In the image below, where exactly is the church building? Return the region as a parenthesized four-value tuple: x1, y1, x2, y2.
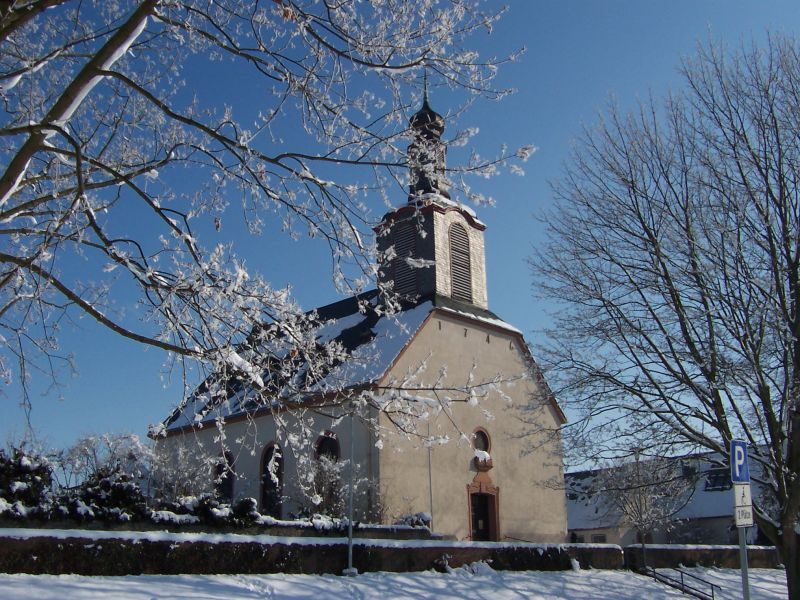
(154, 95, 568, 542)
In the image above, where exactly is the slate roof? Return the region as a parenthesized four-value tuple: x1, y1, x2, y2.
(160, 291, 521, 434)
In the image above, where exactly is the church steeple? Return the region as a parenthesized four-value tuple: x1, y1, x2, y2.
(407, 80, 449, 200)
(375, 90, 488, 310)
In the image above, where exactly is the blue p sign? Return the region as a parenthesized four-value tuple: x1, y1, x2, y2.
(730, 440, 750, 483)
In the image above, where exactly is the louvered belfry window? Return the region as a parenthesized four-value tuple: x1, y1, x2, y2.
(449, 223, 472, 302)
(392, 221, 417, 295)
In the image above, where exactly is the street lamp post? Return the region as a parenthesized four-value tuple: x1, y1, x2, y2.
(343, 398, 358, 576)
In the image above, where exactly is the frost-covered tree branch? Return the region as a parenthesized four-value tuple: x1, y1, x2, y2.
(0, 0, 526, 410)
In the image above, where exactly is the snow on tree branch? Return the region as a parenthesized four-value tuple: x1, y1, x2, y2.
(0, 0, 527, 411)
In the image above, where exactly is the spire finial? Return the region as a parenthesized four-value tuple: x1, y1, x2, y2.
(407, 72, 448, 201)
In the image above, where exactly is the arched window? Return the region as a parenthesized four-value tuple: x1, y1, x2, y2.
(315, 432, 340, 461)
(313, 432, 344, 517)
(261, 443, 283, 518)
(473, 428, 491, 453)
(213, 452, 235, 502)
(392, 221, 417, 296)
(449, 223, 472, 302)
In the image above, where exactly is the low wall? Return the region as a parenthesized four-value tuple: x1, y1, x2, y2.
(1, 529, 782, 576)
(0, 529, 624, 575)
(624, 544, 781, 570)
(0, 519, 435, 541)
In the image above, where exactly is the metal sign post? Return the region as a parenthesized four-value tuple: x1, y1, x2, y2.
(730, 440, 751, 600)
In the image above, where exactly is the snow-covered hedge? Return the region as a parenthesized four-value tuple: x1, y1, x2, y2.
(0, 447, 282, 529)
(395, 512, 432, 528)
(155, 494, 262, 527)
(0, 448, 53, 520)
(0, 446, 428, 533)
(56, 467, 149, 523)
(0, 530, 628, 576)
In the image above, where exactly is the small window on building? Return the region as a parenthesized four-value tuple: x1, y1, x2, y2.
(449, 223, 472, 303)
(473, 429, 491, 453)
(315, 432, 340, 462)
(591, 534, 607, 543)
(704, 468, 732, 491)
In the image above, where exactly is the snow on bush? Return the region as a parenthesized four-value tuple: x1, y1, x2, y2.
(231, 497, 260, 525)
(158, 493, 257, 527)
(57, 466, 149, 523)
(0, 444, 385, 531)
(395, 512, 432, 528)
(150, 510, 200, 525)
(0, 447, 53, 519)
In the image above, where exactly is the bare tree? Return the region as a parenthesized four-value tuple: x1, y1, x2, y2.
(0, 1, 523, 419)
(533, 34, 800, 597)
(50, 432, 152, 490)
(595, 452, 694, 567)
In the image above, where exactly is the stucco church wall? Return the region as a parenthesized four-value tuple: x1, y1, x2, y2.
(156, 408, 376, 520)
(377, 311, 566, 542)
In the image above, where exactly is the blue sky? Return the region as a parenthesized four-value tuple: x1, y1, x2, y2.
(5, 1, 800, 451)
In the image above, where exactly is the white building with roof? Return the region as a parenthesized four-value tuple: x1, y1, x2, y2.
(154, 96, 568, 543)
(566, 455, 768, 546)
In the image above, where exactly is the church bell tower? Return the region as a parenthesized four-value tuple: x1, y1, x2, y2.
(376, 91, 488, 310)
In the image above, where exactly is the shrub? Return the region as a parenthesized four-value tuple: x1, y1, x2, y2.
(232, 497, 260, 526)
(59, 466, 149, 523)
(395, 512, 432, 528)
(0, 447, 53, 519)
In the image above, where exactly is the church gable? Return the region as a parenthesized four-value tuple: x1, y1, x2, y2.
(375, 307, 566, 542)
(380, 306, 563, 427)
(160, 292, 434, 434)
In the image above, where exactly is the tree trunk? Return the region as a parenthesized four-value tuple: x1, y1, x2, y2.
(637, 529, 648, 571)
(780, 529, 799, 600)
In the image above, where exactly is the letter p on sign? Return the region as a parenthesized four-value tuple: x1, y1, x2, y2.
(730, 440, 750, 483)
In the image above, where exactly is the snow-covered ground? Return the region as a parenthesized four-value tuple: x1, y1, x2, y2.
(0, 565, 786, 599)
(680, 567, 788, 599)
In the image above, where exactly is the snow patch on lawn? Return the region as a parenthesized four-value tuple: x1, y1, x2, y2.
(0, 566, 787, 599)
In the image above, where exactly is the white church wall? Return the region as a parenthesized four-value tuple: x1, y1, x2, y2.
(376, 310, 566, 542)
(155, 405, 377, 521)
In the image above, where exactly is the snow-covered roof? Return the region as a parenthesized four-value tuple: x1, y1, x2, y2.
(565, 470, 623, 530)
(161, 291, 521, 433)
(438, 306, 522, 335)
(566, 453, 766, 531)
(377, 195, 487, 232)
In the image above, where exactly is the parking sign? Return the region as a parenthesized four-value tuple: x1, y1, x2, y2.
(730, 440, 750, 483)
